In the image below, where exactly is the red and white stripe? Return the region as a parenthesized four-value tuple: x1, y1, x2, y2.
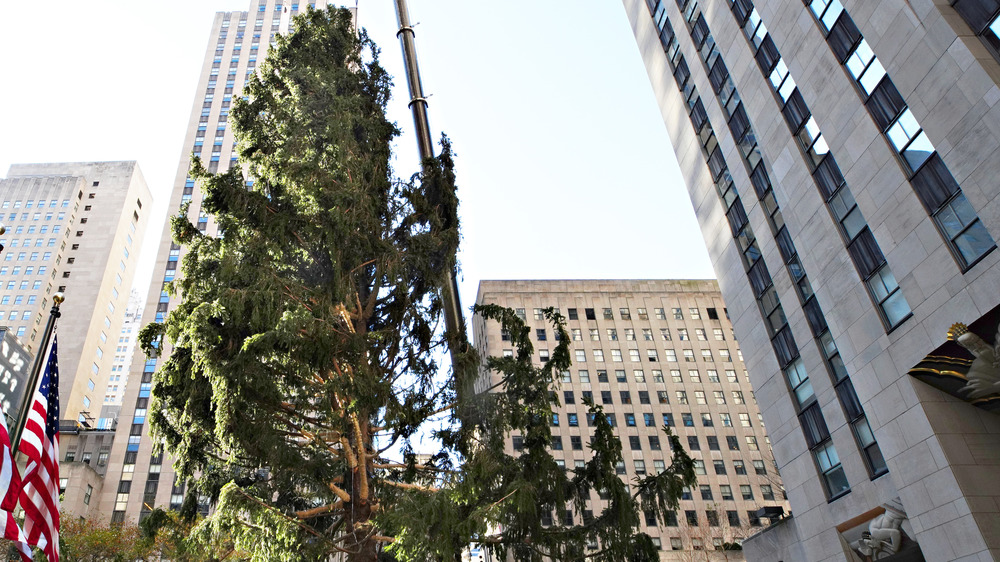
(19, 385, 57, 562)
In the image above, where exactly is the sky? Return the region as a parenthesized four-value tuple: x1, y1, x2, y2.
(0, 0, 715, 319)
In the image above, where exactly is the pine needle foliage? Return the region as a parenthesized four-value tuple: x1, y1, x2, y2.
(140, 6, 695, 561)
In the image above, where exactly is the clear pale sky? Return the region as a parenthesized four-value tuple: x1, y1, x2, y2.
(0, 0, 715, 315)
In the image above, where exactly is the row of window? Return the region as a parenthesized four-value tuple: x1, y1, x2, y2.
(518, 306, 723, 322)
(557, 368, 747, 384)
(552, 326, 732, 342)
(544, 409, 756, 429)
(4, 212, 66, 222)
(0, 199, 70, 209)
(724, 0, 890, 480)
(557, 347, 737, 363)
(807, 0, 995, 270)
(556, 389, 751, 408)
(648, 0, 852, 500)
(1, 224, 62, 235)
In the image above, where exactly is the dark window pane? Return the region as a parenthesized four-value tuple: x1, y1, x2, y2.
(865, 78, 906, 131)
(781, 89, 810, 131)
(726, 199, 749, 238)
(708, 59, 730, 94)
(911, 154, 961, 213)
(847, 228, 886, 278)
(749, 164, 771, 199)
(747, 259, 773, 298)
(802, 296, 828, 337)
(953, 0, 1000, 33)
(799, 403, 830, 448)
(827, 13, 861, 62)
(775, 226, 796, 263)
(813, 155, 846, 200)
(755, 35, 780, 73)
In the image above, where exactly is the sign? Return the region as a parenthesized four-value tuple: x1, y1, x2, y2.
(0, 329, 31, 425)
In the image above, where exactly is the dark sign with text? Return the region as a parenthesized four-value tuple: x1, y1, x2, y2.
(0, 329, 31, 425)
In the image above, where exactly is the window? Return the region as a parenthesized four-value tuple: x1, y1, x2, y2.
(665, 349, 677, 361)
(616, 370, 627, 383)
(619, 308, 631, 320)
(740, 484, 754, 501)
(652, 369, 664, 382)
(815, 441, 850, 497)
(597, 370, 608, 382)
(727, 436, 740, 450)
(660, 328, 671, 341)
(762, 485, 775, 500)
(753, 459, 767, 475)
(688, 436, 700, 451)
(676, 391, 688, 405)
(642, 328, 653, 341)
(662, 413, 674, 427)
(625, 413, 636, 427)
(593, 350, 604, 362)
(533, 308, 544, 320)
(611, 349, 622, 362)
(571, 329, 581, 341)
(536, 329, 546, 341)
(568, 413, 579, 427)
(578, 370, 590, 383)
(620, 391, 632, 405)
(702, 349, 714, 362)
(654, 307, 665, 319)
(739, 413, 752, 427)
(638, 390, 650, 404)
(584, 308, 595, 320)
(700, 485, 713, 501)
(682, 413, 694, 427)
(694, 390, 707, 405)
(689, 307, 700, 319)
(701, 413, 713, 427)
(678, 328, 689, 341)
(732, 391, 745, 404)
(563, 390, 575, 404)
(746, 436, 759, 450)
(934, 192, 995, 268)
(567, 308, 578, 320)
(646, 349, 658, 362)
(672, 307, 683, 319)
(602, 308, 613, 320)
(683, 349, 695, 362)
(629, 436, 641, 451)
(706, 510, 719, 526)
(601, 391, 612, 404)
(657, 391, 670, 404)
(685, 510, 698, 526)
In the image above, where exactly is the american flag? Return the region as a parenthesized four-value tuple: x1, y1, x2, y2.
(18, 335, 59, 562)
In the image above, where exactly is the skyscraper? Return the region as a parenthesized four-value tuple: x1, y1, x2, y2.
(0, 162, 151, 428)
(474, 280, 789, 555)
(97, 0, 330, 524)
(97, 289, 144, 429)
(623, 0, 1000, 559)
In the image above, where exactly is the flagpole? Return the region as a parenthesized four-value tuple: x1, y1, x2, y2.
(9, 293, 63, 453)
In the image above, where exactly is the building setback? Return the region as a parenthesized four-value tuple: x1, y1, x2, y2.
(474, 279, 789, 556)
(97, 0, 328, 524)
(0, 162, 151, 428)
(623, 0, 1000, 559)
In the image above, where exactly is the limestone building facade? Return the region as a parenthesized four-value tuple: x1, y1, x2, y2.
(622, 0, 1000, 559)
(474, 279, 789, 556)
(0, 162, 151, 428)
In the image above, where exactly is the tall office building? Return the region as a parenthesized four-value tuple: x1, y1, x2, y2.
(0, 162, 151, 427)
(97, 289, 144, 429)
(623, 0, 1000, 559)
(97, 0, 337, 523)
(474, 280, 789, 556)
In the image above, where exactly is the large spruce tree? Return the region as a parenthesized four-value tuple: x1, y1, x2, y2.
(143, 6, 695, 561)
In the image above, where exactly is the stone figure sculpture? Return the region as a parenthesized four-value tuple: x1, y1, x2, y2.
(948, 322, 1000, 400)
